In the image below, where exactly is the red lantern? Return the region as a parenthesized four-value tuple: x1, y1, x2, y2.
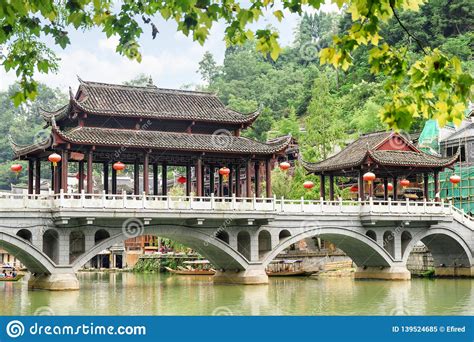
(387, 183, 394, 191)
(10, 164, 22, 173)
(350, 185, 358, 193)
(363, 172, 376, 184)
(279, 161, 291, 171)
(450, 174, 461, 185)
(177, 176, 187, 184)
(303, 181, 314, 189)
(400, 179, 410, 188)
(48, 153, 61, 167)
(219, 167, 230, 176)
(113, 161, 126, 172)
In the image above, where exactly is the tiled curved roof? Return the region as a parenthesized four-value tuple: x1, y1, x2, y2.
(51, 123, 291, 155)
(9, 134, 52, 157)
(41, 79, 259, 124)
(302, 131, 458, 173)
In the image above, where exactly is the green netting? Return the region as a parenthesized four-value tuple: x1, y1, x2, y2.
(428, 165, 474, 214)
(418, 119, 440, 155)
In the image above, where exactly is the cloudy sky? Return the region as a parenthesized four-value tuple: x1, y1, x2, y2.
(0, 2, 338, 92)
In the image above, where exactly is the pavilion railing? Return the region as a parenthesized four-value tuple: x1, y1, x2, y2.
(0, 190, 458, 218)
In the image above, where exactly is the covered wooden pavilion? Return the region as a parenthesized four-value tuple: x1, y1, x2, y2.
(302, 132, 459, 201)
(10, 78, 291, 197)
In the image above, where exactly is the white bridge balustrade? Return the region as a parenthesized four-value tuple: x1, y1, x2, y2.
(0, 190, 473, 291)
(0, 190, 459, 217)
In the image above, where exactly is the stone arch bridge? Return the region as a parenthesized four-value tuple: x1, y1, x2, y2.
(0, 191, 473, 290)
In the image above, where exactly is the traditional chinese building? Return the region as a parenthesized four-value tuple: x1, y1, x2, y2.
(10, 78, 291, 198)
(302, 131, 459, 201)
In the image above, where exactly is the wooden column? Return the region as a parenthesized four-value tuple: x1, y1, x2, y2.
(153, 163, 158, 196)
(196, 157, 203, 197)
(143, 152, 149, 194)
(209, 166, 215, 195)
(78, 161, 84, 193)
(111, 167, 117, 194)
(51, 163, 55, 193)
(393, 176, 398, 201)
(434, 171, 440, 202)
(133, 159, 139, 195)
(383, 177, 389, 201)
(201, 164, 205, 196)
(254, 161, 261, 198)
(228, 164, 233, 196)
(27, 159, 34, 195)
(358, 171, 364, 200)
(329, 175, 335, 201)
(235, 165, 241, 197)
(186, 164, 191, 196)
(103, 162, 109, 194)
(34, 158, 41, 194)
(162, 163, 168, 196)
(218, 172, 223, 197)
(423, 173, 429, 201)
(61, 150, 68, 192)
(265, 159, 272, 198)
(87, 150, 93, 193)
(319, 174, 326, 200)
(246, 160, 252, 197)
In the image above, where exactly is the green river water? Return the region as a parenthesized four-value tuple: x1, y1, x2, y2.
(1, 273, 473, 316)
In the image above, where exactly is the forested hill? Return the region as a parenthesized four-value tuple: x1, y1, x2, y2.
(197, 0, 473, 163)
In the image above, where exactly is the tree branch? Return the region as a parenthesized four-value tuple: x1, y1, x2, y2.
(390, 3, 428, 55)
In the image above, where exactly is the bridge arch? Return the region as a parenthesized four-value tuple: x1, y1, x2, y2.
(71, 225, 250, 272)
(0, 232, 57, 274)
(262, 226, 395, 268)
(402, 228, 473, 267)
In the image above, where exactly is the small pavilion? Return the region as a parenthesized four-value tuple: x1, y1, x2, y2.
(302, 131, 459, 201)
(10, 78, 291, 197)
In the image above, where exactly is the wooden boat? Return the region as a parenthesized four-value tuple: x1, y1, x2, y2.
(0, 274, 24, 282)
(266, 260, 309, 277)
(165, 260, 216, 275)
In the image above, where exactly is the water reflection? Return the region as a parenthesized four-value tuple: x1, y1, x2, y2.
(0, 273, 472, 316)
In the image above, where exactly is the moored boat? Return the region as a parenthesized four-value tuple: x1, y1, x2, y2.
(165, 260, 216, 275)
(266, 260, 311, 277)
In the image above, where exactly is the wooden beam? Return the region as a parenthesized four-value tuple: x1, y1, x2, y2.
(265, 159, 272, 198)
(246, 160, 252, 197)
(87, 150, 93, 193)
(134, 159, 139, 195)
(162, 163, 167, 196)
(61, 150, 68, 192)
(27, 159, 34, 195)
(143, 152, 149, 194)
(153, 163, 158, 195)
(196, 157, 203, 197)
(78, 160, 84, 193)
(103, 162, 109, 194)
(35, 158, 41, 195)
(186, 164, 191, 196)
(254, 161, 260, 198)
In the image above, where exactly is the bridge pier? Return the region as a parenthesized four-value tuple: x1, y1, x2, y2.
(213, 269, 268, 285)
(354, 265, 411, 280)
(28, 272, 79, 291)
(434, 266, 474, 277)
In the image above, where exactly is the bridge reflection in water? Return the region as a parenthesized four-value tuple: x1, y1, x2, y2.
(0, 273, 473, 315)
(0, 192, 473, 290)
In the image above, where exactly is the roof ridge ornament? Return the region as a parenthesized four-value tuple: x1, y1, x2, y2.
(147, 75, 154, 87)
(77, 75, 84, 84)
